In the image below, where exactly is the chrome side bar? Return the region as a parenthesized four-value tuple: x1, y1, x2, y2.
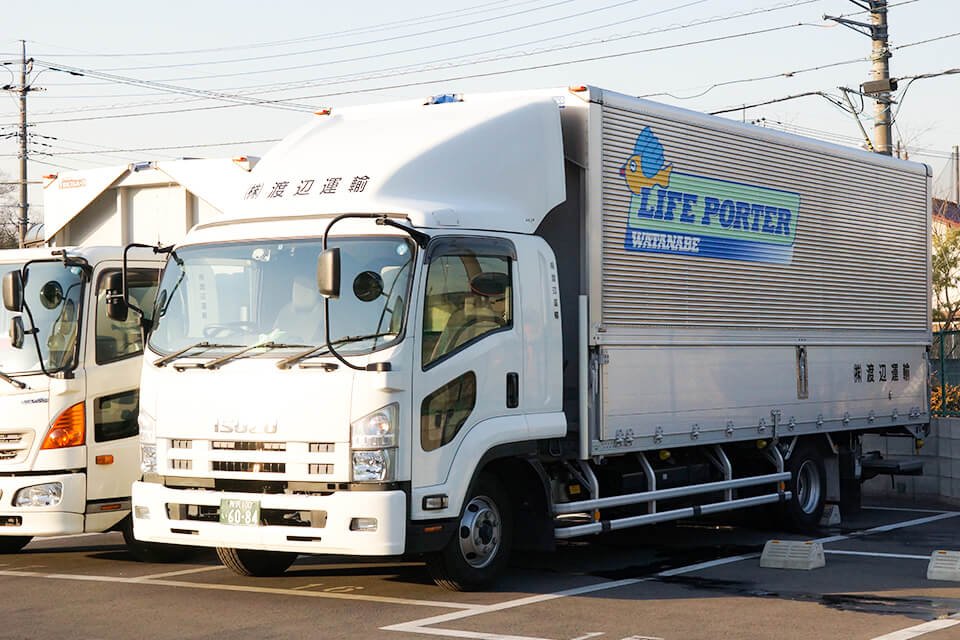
(553, 472, 790, 515)
(555, 491, 791, 539)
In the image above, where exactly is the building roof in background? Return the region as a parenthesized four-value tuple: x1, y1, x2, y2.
(934, 198, 960, 227)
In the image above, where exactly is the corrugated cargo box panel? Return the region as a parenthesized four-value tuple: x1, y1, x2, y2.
(599, 102, 929, 332)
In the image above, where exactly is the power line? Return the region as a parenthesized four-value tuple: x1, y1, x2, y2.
(2, 138, 280, 157)
(25, 1, 819, 122)
(26, 0, 546, 58)
(36, 0, 808, 89)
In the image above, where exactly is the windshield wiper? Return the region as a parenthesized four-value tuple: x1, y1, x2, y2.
(276, 333, 396, 370)
(0, 369, 26, 390)
(199, 341, 310, 370)
(154, 341, 241, 368)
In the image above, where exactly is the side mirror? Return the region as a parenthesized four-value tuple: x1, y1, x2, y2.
(2, 270, 23, 312)
(104, 271, 129, 322)
(317, 248, 341, 299)
(9, 316, 24, 349)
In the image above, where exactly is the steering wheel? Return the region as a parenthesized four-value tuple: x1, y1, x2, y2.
(202, 322, 258, 339)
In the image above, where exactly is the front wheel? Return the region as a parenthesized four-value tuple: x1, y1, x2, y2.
(427, 472, 512, 591)
(216, 547, 298, 577)
(0, 536, 32, 554)
(782, 441, 827, 532)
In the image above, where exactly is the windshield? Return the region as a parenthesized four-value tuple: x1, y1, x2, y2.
(149, 237, 415, 357)
(0, 261, 85, 375)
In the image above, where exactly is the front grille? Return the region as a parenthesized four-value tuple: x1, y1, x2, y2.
(212, 461, 286, 474)
(309, 463, 334, 475)
(309, 443, 335, 453)
(170, 459, 192, 470)
(212, 441, 286, 452)
(0, 431, 33, 465)
(171, 439, 192, 449)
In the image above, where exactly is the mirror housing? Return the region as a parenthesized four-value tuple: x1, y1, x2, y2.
(2, 270, 23, 312)
(317, 248, 341, 299)
(104, 271, 129, 322)
(9, 316, 24, 349)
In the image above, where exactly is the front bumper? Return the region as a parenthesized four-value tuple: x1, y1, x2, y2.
(0, 472, 86, 537)
(132, 481, 406, 555)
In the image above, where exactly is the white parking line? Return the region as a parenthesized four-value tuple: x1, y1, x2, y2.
(132, 565, 225, 580)
(864, 506, 960, 515)
(824, 550, 930, 561)
(27, 532, 117, 543)
(869, 613, 960, 640)
(383, 511, 960, 640)
(0, 568, 479, 610)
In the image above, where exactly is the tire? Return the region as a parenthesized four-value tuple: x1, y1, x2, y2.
(427, 472, 512, 591)
(121, 516, 194, 563)
(782, 441, 827, 532)
(0, 536, 31, 554)
(216, 547, 298, 577)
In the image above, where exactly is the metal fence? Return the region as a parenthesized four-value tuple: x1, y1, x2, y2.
(931, 330, 960, 416)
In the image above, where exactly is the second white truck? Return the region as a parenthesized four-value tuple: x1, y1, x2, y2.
(0, 246, 176, 557)
(127, 86, 931, 589)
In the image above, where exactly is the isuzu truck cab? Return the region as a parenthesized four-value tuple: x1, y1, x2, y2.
(0, 246, 170, 557)
(129, 87, 931, 589)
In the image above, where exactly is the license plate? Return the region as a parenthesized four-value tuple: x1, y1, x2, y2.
(219, 499, 260, 526)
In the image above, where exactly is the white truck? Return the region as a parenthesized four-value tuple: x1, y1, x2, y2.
(127, 86, 931, 589)
(0, 245, 173, 557)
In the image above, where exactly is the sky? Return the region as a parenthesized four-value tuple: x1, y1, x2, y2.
(1, 0, 958, 222)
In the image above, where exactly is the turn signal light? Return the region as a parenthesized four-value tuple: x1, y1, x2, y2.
(41, 402, 85, 450)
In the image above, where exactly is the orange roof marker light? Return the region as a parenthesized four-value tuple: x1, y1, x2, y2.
(41, 402, 85, 450)
(568, 85, 588, 93)
(232, 156, 259, 171)
(314, 108, 333, 116)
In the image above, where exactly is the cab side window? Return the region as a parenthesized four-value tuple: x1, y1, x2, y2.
(420, 372, 476, 451)
(95, 269, 160, 364)
(95, 390, 139, 442)
(421, 255, 512, 368)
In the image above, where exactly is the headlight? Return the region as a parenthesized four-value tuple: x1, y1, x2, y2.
(140, 443, 157, 474)
(352, 449, 396, 482)
(138, 411, 156, 445)
(14, 482, 63, 507)
(351, 403, 398, 449)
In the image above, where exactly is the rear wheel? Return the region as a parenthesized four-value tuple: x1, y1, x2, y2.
(121, 516, 194, 563)
(0, 536, 31, 554)
(216, 547, 298, 577)
(782, 441, 827, 532)
(427, 472, 512, 591)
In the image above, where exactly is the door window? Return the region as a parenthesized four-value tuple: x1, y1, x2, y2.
(420, 372, 477, 451)
(422, 255, 512, 367)
(94, 389, 139, 442)
(95, 269, 160, 364)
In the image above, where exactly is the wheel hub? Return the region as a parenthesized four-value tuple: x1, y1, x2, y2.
(458, 495, 501, 569)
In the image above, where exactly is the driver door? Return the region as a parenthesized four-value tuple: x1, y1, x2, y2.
(411, 238, 524, 496)
(84, 265, 159, 519)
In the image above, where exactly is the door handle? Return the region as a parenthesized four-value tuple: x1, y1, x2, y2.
(506, 372, 519, 408)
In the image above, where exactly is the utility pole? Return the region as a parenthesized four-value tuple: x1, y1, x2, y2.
(826, 0, 895, 155)
(954, 145, 959, 205)
(18, 40, 29, 247)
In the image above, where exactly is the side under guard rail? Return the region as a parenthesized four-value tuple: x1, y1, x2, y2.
(553, 446, 791, 539)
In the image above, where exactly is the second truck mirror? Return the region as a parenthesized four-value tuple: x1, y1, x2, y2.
(8, 316, 24, 349)
(2, 270, 23, 312)
(316, 248, 341, 299)
(104, 272, 129, 322)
